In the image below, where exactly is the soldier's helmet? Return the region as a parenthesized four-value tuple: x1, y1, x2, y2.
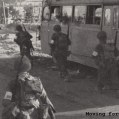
(97, 31, 107, 40)
(53, 24, 61, 32)
(16, 25, 23, 31)
(14, 55, 31, 73)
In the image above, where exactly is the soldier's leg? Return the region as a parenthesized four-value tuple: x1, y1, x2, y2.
(55, 53, 69, 80)
(57, 57, 64, 78)
(51, 53, 58, 70)
(61, 56, 70, 82)
(97, 67, 106, 92)
(52, 53, 57, 64)
(24, 48, 34, 67)
(54, 54, 64, 78)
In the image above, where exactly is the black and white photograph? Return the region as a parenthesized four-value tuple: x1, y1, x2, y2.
(1, 0, 119, 119)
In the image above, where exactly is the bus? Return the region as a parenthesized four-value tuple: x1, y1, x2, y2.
(41, 0, 119, 68)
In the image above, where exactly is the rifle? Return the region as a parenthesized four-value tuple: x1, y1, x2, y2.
(22, 24, 34, 55)
(22, 23, 27, 32)
(67, 20, 71, 45)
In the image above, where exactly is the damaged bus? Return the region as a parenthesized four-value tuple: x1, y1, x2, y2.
(41, 0, 119, 68)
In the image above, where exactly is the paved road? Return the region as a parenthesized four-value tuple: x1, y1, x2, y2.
(53, 105, 119, 119)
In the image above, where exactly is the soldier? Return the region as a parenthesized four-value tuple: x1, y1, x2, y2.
(2, 55, 56, 119)
(92, 31, 119, 93)
(14, 25, 34, 60)
(50, 24, 71, 82)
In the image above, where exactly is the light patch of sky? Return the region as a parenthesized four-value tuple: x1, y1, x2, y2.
(75, 6, 86, 17)
(95, 8, 102, 17)
(63, 6, 72, 16)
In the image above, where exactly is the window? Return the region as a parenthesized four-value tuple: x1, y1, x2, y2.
(86, 5, 102, 25)
(62, 6, 72, 23)
(104, 9, 111, 26)
(43, 6, 50, 21)
(74, 6, 86, 24)
(113, 7, 118, 27)
(51, 6, 61, 22)
(95, 8, 102, 25)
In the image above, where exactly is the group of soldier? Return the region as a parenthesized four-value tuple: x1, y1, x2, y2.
(2, 24, 56, 119)
(2, 22, 119, 119)
(50, 24, 119, 94)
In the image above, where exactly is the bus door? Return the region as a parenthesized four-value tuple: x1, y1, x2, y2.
(102, 6, 119, 44)
(61, 6, 73, 34)
(48, 5, 72, 50)
(69, 5, 102, 67)
(41, 6, 51, 54)
(48, 6, 68, 47)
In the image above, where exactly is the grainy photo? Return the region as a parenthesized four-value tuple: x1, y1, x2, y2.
(1, 0, 119, 119)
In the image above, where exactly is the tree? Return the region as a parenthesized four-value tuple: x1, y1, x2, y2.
(24, 4, 33, 23)
(9, 5, 19, 19)
(0, 0, 24, 4)
(0, 6, 8, 23)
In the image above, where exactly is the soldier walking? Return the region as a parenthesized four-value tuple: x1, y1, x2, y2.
(50, 25, 71, 82)
(14, 25, 34, 60)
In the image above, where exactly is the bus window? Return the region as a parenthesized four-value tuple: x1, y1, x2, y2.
(74, 6, 86, 25)
(51, 6, 61, 22)
(62, 6, 72, 23)
(86, 5, 102, 25)
(43, 6, 50, 21)
(113, 7, 118, 27)
(95, 8, 102, 25)
(104, 9, 111, 26)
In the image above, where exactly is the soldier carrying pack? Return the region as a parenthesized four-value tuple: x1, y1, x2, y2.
(14, 25, 34, 59)
(50, 24, 71, 81)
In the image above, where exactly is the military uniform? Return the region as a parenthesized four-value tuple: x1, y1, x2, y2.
(93, 43, 111, 91)
(14, 25, 33, 60)
(93, 31, 119, 92)
(50, 25, 71, 81)
(2, 56, 55, 119)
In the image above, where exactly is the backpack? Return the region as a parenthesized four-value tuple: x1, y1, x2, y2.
(25, 77, 43, 94)
(15, 31, 33, 50)
(22, 31, 33, 49)
(57, 33, 70, 50)
(15, 77, 44, 109)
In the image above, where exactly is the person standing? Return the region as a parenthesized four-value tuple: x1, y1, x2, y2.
(50, 24, 71, 82)
(14, 25, 34, 60)
(92, 31, 119, 93)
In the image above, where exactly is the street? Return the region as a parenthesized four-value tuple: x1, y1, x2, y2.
(0, 29, 119, 119)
